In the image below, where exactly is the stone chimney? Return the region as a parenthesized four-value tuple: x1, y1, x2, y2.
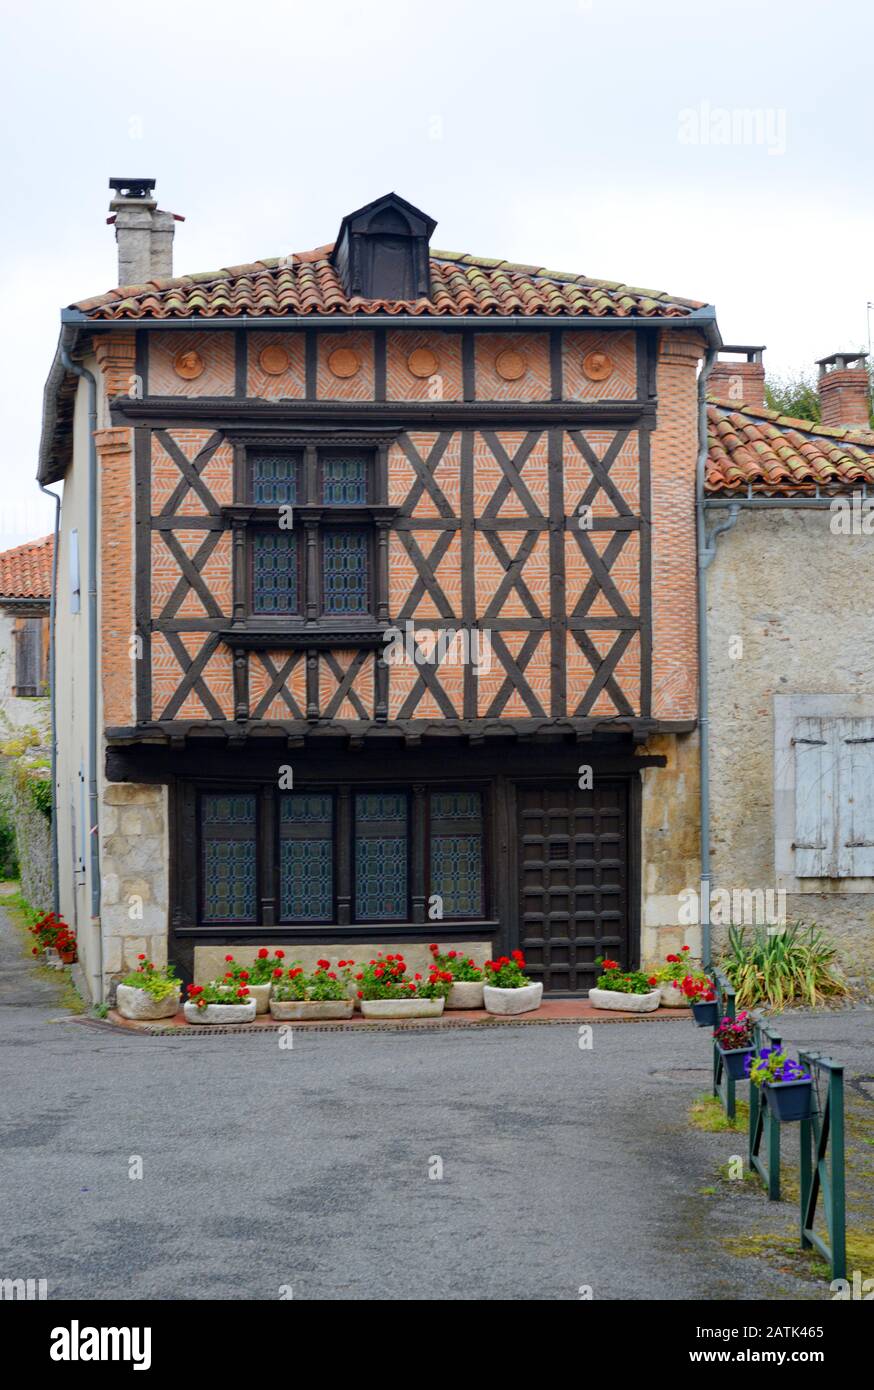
(816, 352, 871, 431)
(708, 345, 766, 408)
(107, 178, 181, 286)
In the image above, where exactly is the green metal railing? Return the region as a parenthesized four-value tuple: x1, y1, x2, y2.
(798, 1051, 846, 1280)
(703, 982, 847, 1279)
(710, 966, 737, 1120)
(748, 1017, 783, 1200)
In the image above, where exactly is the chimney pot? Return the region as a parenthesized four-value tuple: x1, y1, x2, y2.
(108, 177, 176, 286)
(708, 345, 767, 408)
(815, 351, 870, 430)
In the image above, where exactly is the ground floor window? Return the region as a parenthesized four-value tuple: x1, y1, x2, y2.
(195, 783, 485, 926)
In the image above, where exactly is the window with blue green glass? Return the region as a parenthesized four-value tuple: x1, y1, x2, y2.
(279, 793, 334, 922)
(354, 791, 408, 921)
(429, 790, 484, 918)
(250, 450, 301, 505)
(321, 449, 370, 505)
(253, 530, 299, 614)
(201, 793, 257, 922)
(323, 529, 369, 616)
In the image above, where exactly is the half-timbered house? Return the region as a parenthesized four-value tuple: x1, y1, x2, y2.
(40, 182, 726, 1002)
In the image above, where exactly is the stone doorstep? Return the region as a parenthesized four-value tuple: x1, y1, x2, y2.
(103, 1000, 693, 1036)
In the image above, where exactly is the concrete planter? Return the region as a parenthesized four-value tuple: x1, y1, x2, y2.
(483, 982, 543, 1015)
(360, 996, 445, 1019)
(446, 980, 484, 1010)
(588, 987, 661, 1013)
(269, 998, 354, 1021)
(658, 981, 686, 1008)
(244, 982, 272, 1015)
(43, 947, 61, 969)
(183, 1000, 257, 1025)
(116, 983, 181, 1021)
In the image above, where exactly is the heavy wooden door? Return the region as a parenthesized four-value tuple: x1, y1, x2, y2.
(516, 780, 630, 994)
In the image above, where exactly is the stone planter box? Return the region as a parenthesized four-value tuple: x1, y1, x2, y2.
(244, 982, 272, 1015)
(269, 998, 354, 1021)
(116, 983, 181, 1021)
(446, 980, 484, 1010)
(482, 982, 543, 1015)
(659, 981, 686, 1008)
(360, 997, 445, 1019)
(43, 947, 61, 969)
(183, 1000, 257, 1025)
(588, 986, 661, 1013)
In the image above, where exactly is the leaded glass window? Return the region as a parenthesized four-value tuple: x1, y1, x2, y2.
(321, 450, 370, 505)
(323, 529, 369, 615)
(429, 790, 484, 918)
(279, 793, 334, 922)
(250, 450, 301, 505)
(253, 530, 299, 614)
(201, 793, 257, 922)
(354, 791, 408, 921)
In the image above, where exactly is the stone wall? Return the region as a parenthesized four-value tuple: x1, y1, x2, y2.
(639, 731, 701, 965)
(100, 781, 169, 985)
(9, 767, 52, 912)
(707, 507, 874, 989)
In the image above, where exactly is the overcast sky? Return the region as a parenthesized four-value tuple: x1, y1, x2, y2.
(1, 0, 871, 548)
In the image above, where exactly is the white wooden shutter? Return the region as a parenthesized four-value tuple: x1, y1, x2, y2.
(837, 717, 874, 877)
(793, 717, 836, 877)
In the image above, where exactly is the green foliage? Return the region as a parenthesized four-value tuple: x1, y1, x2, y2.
(119, 958, 180, 1001)
(428, 945, 483, 981)
(28, 778, 52, 821)
(719, 922, 847, 1009)
(764, 372, 821, 423)
(594, 956, 656, 994)
(272, 964, 349, 1002)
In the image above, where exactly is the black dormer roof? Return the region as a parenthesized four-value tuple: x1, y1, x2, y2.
(331, 192, 437, 302)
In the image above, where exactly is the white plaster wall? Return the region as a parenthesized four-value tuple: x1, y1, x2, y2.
(706, 507, 874, 985)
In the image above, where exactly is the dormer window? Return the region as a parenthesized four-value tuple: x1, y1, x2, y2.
(331, 192, 436, 302)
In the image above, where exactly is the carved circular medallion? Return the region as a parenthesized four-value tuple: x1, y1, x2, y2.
(328, 346, 361, 379)
(407, 347, 439, 378)
(174, 349, 204, 380)
(259, 344, 290, 375)
(583, 349, 613, 382)
(495, 348, 527, 381)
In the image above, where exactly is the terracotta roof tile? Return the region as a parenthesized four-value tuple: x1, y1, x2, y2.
(0, 535, 54, 600)
(73, 247, 706, 322)
(706, 398, 874, 496)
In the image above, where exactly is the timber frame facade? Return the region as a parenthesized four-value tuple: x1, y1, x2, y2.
(40, 190, 717, 1000)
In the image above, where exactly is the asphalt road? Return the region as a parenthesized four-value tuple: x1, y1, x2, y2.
(1, 903, 871, 1301)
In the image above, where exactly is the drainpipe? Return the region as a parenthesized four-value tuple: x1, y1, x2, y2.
(36, 481, 61, 916)
(695, 352, 736, 968)
(59, 344, 103, 1003)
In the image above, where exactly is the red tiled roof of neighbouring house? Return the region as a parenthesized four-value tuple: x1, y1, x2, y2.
(72, 246, 707, 321)
(0, 535, 54, 600)
(706, 399, 874, 496)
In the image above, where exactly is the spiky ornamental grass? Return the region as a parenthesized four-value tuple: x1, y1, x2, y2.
(720, 923, 847, 1010)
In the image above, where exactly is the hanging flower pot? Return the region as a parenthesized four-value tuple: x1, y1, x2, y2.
(713, 1011, 755, 1080)
(678, 974, 717, 1025)
(747, 1046, 813, 1122)
(764, 1079, 813, 1122)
